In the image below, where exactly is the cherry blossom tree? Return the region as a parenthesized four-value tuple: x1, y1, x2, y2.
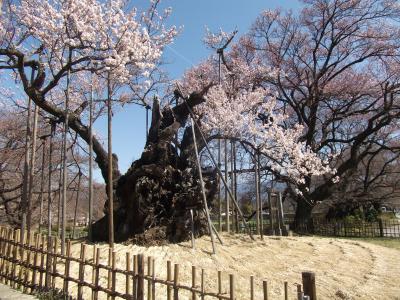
(242, 0, 400, 222)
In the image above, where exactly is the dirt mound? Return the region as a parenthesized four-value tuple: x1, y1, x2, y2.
(54, 234, 400, 299)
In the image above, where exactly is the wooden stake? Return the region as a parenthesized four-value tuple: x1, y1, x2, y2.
(51, 238, 58, 289)
(263, 280, 268, 300)
(284, 281, 288, 300)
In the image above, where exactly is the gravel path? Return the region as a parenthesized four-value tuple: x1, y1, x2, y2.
(0, 283, 37, 299)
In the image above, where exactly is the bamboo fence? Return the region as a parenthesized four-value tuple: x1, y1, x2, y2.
(0, 226, 316, 300)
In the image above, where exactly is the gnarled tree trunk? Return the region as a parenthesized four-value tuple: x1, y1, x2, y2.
(92, 92, 217, 244)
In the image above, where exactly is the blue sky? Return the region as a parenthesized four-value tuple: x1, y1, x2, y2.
(93, 0, 302, 182)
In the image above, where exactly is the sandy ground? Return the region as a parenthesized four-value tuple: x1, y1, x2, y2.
(51, 234, 400, 300)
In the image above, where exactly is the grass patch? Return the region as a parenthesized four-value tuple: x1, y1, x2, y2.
(348, 237, 400, 250)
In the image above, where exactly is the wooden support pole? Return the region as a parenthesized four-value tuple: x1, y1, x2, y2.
(302, 272, 316, 300)
(47, 122, 55, 236)
(107, 74, 114, 249)
(224, 139, 230, 233)
(190, 118, 216, 254)
(27, 104, 39, 240)
(255, 152, 260, 235)
(257, 151, 263, 239)
(88, 70, 94, 242)
(217, 138, 222, 232)
(38, 137, 47, 233)
(61, 70, 71, 255)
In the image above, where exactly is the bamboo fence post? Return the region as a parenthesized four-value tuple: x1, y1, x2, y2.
(51, 238, 58, 290)
(284, 281, 288, 300)
(39, 235, 45, 287)
(191, 266, 197, 300)
(32, 233, 40, 291)
(167, 260, 172, 300)
(93, 248, 100, 300)
(23, 234, 33, 292)
(63, 240, 71, 294)
(147, 256, 152, 300)
(173, 264, 179, 300)
(14, 229, 22, 289)
(297, 284, 304, 300)
(152, 258, 156, 300)
(45, 236, 53, 289)
(111, 251, 116, 300)
(217, 270, 222, 298)
(12, 229, 19, 288)
(91, 245, 96, 300)
(133, 255, 138, 300)
(229, 274, 235, 300)
(107, 248, 112, 300)
(6, 229, 14, 285)
(137, 254, 144, 300)
(263, 280, 268, 300)
(201, 269, 204, 300)
(0, 227, 5, 281)
(3, 229, 9, 284)
(250, 275, 254, 300)
(126, 252, 131, 296)
(78, 243, 86, 300)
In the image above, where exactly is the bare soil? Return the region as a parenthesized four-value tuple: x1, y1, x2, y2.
(53, 234, 400, 299)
